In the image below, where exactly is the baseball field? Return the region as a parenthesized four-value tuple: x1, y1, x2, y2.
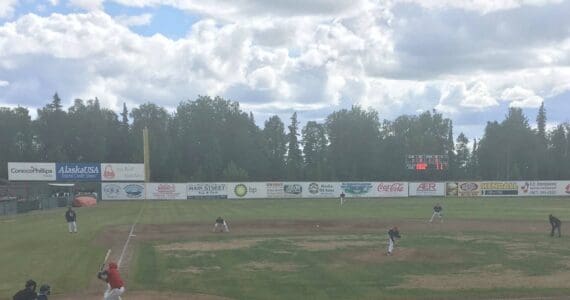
(2, 197, 570, 299)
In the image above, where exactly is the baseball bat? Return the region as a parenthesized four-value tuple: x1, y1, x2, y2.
(100, 249, 111, 271)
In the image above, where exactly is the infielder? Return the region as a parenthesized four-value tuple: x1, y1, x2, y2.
(429, 203, 443, 223)
(65, 207, 77, 233)
(213, 216, 230, 233)
(340, 192, 346, 206)
(12, 279, 37, 300)
(98, 262, 125, 300)
(387, 226, 401, 256)
(549, 214, 561, 237)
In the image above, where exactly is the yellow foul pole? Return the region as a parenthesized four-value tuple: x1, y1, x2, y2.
(143, 127, 150, 182)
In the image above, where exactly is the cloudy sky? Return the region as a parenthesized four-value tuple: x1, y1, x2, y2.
(1, 0, 569, 140)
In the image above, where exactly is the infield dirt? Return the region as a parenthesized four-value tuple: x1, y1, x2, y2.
(52, 219, 554, 299)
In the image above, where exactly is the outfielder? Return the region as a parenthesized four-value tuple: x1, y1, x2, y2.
(340, 192, 346, 206)
(429, 203, 443, 223)
(65, 207, 77, 233)
(213, 216, 230, 233)
(387, 226, 401, 256)
(98, 262, 125, 300)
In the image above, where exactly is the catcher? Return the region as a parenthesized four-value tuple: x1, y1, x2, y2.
(12, 279, 37, 300)
(98, 262, 125, 300)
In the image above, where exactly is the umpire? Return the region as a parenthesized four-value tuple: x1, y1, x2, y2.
(549, 214, 561, 237)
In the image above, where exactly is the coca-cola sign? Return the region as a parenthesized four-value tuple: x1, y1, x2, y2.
(375, 182, 408, 197)
(378, 183, 404, 192)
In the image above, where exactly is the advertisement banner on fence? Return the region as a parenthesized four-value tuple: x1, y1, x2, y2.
(303, 182, 340, 198)
(56, 163, 101, 181)
(517, 181, 558, 196)
(457, 182, 481, 197)
(101, 163, 144, 181)
(8, 162, 56, 181)
(266, 182, 304, 198)
(102, 183, 145, 200)
(409, 182, 446, 196)
(557, 181, 570, 196)
(340, 182, 374, 197)
(446, 182, 458, 196)
(266, 182, 285, 198)
(480, 182, 518, 196)
(147, 183, 187, 200)
(376, 182, 409, 197)
(187, 183, 228, 199)
(228, 182, 267, 199)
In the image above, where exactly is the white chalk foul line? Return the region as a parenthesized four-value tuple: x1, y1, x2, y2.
(117, 200, 146, 269)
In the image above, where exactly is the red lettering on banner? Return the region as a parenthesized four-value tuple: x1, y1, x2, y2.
(157, 184, 176, 193)
(417, 183, 436, 192)
(377, 183, 404, 193)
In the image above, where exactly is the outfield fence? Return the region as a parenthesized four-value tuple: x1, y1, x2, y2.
(101, 181, 570, 201)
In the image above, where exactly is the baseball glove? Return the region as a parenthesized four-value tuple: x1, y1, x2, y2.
(97, 271, 108, 280)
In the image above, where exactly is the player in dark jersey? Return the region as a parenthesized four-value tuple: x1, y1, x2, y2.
(429, 203, 443, 223)
(213, 216, 230, 232)
(387, 226, 401, 255)
(549, 214, 561, 237)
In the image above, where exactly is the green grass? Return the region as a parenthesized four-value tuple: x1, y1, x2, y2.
(2, 197, 570, 299)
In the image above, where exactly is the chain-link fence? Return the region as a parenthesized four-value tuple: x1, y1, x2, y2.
(0, 182, 100, 216)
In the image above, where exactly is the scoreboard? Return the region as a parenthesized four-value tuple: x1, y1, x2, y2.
(406, 154, 448, 171)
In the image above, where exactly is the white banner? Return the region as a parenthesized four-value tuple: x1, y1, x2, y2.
(517, 181, 559, 196)
(147, 183, 187, 200)
(227, 182, 267, 199)
(557, 181, 570, 196)
(8, 162, 56, 181)
(302, 182, 341, 198)
(375, 182, 409, 197)
(340, 182, 375, 197)
(266, 182, 304, 198)
(409, 182, 446, 196)
(101, 163, 144, 181)
(187, 183, 228, 199)
(102, 182, 146, 200)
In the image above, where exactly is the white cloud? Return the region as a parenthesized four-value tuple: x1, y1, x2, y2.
(501, 85, 544, 108)
(398, 0, 563, 14)
(49, 0, 59, 5)
(0, 80, 9, 87)
(115, 13, 153, 27)
(437, 81, 498, 113)
(69, 0, 103, 11)
(110, 0, 368, 19)
(0, 0, 18, 19)
(1, 0, 570, 130)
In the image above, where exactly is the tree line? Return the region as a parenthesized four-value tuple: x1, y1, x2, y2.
(1, 94, 569, 182)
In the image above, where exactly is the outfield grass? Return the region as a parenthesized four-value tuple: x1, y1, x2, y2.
(1, 197, 570, 299)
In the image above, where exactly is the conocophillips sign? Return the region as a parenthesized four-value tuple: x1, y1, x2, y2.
(8, 162, 56, 181)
